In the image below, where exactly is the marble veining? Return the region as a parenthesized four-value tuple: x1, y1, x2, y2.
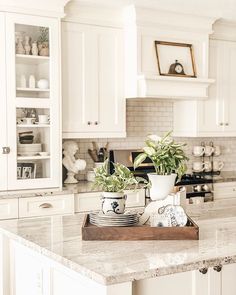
(1, 200, 236, 285)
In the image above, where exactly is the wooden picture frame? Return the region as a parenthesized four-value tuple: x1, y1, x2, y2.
(154, 41, 197, 78)
(17, 162, 36, 179)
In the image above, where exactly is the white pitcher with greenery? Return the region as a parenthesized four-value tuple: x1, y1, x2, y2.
(93, 160, 148, 215)
(134, 131, 188, 201)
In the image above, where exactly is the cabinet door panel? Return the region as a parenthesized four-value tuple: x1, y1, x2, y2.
(62, 23, 125, 138)
(222, 264, 236, 295)
(11, 242, 50, 295)
(134, 271, 194, 295)
(0, 13, 7, 191)
(224, 41, 236, 133)
(198, 40, 224, 134)
(62, 23, 98, 133)
(97, 28, 125, 133)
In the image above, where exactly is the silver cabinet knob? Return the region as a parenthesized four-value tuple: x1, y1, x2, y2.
(219, 123, 224, 126)
(87, 121, 92, 125)
(213, 265, 222, 272)
(225, 123, 229, 126)
(199, 267, 208, 274)
(2, 147, 10, 154)
(94, 121, 98, 125)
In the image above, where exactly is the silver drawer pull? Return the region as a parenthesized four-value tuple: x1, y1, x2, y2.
(39, 203, 53, 209)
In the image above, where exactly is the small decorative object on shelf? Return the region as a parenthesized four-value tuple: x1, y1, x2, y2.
(134, 131, 188, 200)
(29, 74, 36, 88)
(37, 79, 49, 89)
(168, 60, 185, 75)
(17, 162, 36, 179)
(20, 74, 27, 88)
(93, 160, 148, 215)
(15, 36, 25, 54)
(154, 40, 197, 78)
(31, 41, 38, 56)
(62, 141, 86, 184)
(38, 27, 49, 56)
(24, 35, 31, 55)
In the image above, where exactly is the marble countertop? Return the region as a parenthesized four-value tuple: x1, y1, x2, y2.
(0, 188, 73, 199)
(1, 199, 236, 285)
(63, 171, 236, 194)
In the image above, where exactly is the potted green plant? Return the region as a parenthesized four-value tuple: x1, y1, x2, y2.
(93, 160, 147, 215)
(134, 131, 188, 201)
(38, 27, 49, 56)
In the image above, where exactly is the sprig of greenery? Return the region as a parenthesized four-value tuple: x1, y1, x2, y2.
(134, 131, 188, 180)
(38, 27, 49, 43)
(93, 160, 149, 192)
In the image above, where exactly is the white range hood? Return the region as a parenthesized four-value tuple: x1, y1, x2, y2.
(124, 6, 217, 99)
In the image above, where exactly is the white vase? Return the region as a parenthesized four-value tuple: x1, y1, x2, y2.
(29, 75, 36, 89)
(147, 173, 177, 201)
(102, 192, 126, 215)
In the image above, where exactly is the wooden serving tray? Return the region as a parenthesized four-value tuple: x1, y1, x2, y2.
(81, 214, 199, 241)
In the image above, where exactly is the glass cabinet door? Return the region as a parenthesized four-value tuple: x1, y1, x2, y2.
(0, 12, 7, 191)
(6, 13, 60, 190)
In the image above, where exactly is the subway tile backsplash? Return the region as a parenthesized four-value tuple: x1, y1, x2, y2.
(70, 99, 236, 180)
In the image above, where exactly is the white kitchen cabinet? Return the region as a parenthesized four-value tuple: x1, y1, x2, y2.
(75, 189, 145, 213)
(222, 264, 236, 295)
(0, 12, 61, 192)
(19, 194, 74, 218)
(134, 264, 236, 295)
(9, 239, 129, 295)
(0, 199, 18, 220)
(173, 39, 236, 137)
(62, 22, 126, 138)
(0, 12, 7, 191)
(213, 182, 236, 200)
(10, 241, 50, 295)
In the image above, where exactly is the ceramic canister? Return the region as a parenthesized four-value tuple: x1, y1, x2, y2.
(101, 192, 127, 215)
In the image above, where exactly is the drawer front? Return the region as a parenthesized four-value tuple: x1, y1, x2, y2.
(124, 189, 145, 207)
(19, 194, 74, 218)
(0, 198, 18, 220)
(75, 192, 102, 213)
(75, 189, 145, 213)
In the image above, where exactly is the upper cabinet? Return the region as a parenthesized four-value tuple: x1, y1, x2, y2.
(173, 38, 236, 137)
(62, 22, 126, 138)
(0, 12, 61, 191)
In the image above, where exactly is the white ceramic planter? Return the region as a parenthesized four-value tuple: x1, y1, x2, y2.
(147, 173, 177, 201)
(102, 192, 126, 215)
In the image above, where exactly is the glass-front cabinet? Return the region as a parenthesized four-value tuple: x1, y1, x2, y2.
(0, 13, 61, 191)
(0, 12, 7, 191)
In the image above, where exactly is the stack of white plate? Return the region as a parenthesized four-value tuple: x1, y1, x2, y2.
(17, 143, 42, 156)
(89, 212, 139, 227)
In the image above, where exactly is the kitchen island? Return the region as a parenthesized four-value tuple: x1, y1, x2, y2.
(1, 199, 236, 295)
